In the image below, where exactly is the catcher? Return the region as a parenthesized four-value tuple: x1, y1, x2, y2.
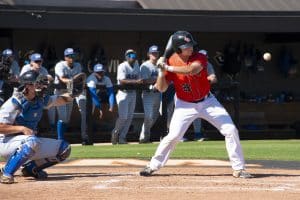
(0, 70, 74, 184)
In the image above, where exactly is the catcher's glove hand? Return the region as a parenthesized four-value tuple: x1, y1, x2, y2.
(60, 72, 86, 98)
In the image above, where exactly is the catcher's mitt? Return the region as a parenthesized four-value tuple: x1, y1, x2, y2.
(61, 72, 86, 98)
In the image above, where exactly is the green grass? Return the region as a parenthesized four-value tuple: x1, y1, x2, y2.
(70, 140, 300, 161)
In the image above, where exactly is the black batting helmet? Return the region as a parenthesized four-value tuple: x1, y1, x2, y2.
(172, 31, 197, 53)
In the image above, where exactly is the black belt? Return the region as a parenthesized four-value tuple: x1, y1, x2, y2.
(189, 93, 211, 103)
(119, 89, 135, 92)
(145, 90, 159, 93)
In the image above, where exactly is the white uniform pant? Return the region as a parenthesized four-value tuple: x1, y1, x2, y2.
(114, 90, 136, 141)
(52, 90, 88, 140)
(149, 94, 245, 171)
(75, 93, 88, 140)
(139, 91, 161, 141)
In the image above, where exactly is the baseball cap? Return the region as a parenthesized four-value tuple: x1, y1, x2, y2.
(64, 48, 75, 56)
(125, 49, 137, 59)
(2, 49, 13, 57)
(30, 53, 42, 62)
(93, 63, 105, 72)
(148, 45, 159, 53)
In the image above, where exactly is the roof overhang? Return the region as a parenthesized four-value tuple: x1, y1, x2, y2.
(1, 0, 300, 32)
(137, 0, 300, 11)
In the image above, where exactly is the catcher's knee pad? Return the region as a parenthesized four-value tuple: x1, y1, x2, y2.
(57, 140, 71, 161)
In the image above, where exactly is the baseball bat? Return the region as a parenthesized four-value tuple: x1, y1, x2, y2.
(163, 35, 174, 59)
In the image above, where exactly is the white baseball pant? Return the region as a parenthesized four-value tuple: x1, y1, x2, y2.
(139, 91, 161, 141)
(149, 94, 245, 171)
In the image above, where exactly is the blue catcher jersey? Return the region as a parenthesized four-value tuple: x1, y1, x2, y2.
(0, 92, 50, 132)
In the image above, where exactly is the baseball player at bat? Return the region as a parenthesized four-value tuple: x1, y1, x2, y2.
(139, 45, 161, 143)
(111, 49, 143, 145)
(0, 70, 73, 184)
(140, 31, 253, 178)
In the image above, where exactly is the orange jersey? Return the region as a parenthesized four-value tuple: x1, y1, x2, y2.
(166, 52, 210, 102)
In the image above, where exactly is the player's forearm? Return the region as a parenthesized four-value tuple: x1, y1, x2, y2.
(88, 87, 101, 109)
(165, 62, 203, 75)
(57, 96, 73, 105)
(154, 73, 168, 92)
(46, 95, 73, 108)
(119, 79, 140, 85)
(107, 87, 115, 108)
(59, 77, 71, 84)
(0, 124, 26, 135)
(142, 78, 156, 85)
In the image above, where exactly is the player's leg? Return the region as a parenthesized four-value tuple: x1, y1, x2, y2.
(21, 138, 71, 179)
(47, 106, 56, 134)
(57, 99, 73, 140)
(145, 93, 161, 142)
(167, 100, 175, 129)
(141, 99, 198, 175)
(192, 118, 204, 141)
(199, 95, 253, 178)
(56, 101, 72, 124)
(65, 99, 73, 123)
(111, 92, 129, 144)
(140, 92, 153, 143)
(75, 93, 89, 143)
(0, 135, 41, 184)
(141, 92, 161, 142)
(119, 92, 136, 143)
(152, 93, 161, 124)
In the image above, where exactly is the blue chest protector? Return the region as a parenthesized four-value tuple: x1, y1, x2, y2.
(12, 96, 49, 131)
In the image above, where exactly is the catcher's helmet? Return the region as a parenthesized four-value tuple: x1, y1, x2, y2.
(19, 70, 39, 85)
(172, 31, 197, 53)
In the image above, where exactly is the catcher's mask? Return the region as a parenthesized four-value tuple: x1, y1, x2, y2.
(18, 70, 49, 97)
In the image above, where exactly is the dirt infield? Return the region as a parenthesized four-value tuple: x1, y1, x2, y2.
(1, 159, 300, 200)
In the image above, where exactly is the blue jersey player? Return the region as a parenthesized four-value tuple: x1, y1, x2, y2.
(0, 70, 73, 184)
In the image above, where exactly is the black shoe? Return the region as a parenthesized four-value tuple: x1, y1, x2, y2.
(82, 139, 93, 146)
(139, 139, 151, 144)
(21, 167, 48, 179)
(140, 166, 155, 176)
(111, 130, 119, 145)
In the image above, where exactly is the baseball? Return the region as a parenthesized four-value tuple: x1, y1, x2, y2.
(263, 52, 272, 61)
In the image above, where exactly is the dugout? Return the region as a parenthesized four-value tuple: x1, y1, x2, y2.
(1, 0, 300, 142)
